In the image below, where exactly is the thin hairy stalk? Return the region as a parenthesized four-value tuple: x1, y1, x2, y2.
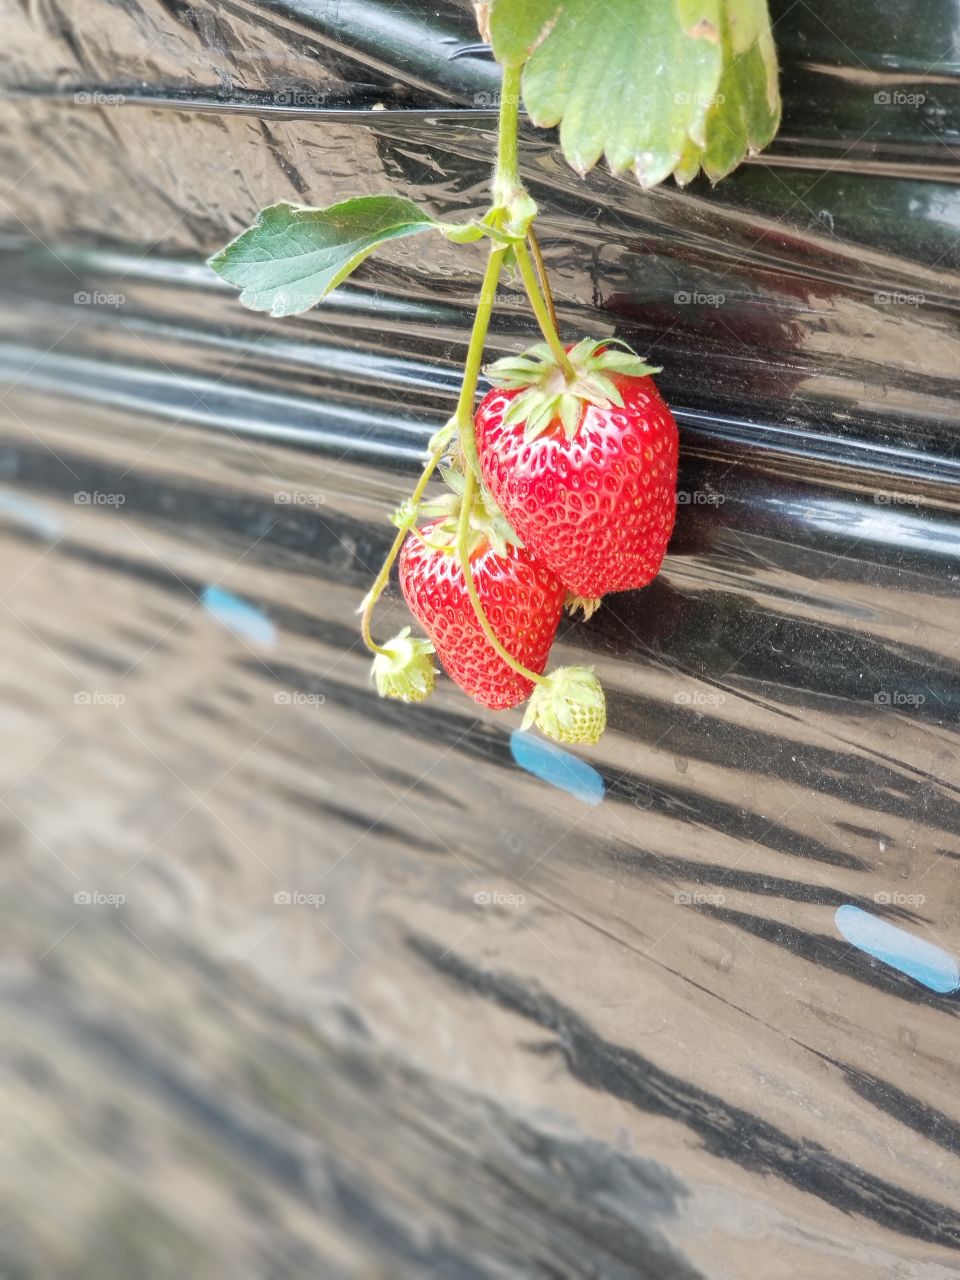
(361, 242, 508, 654)
(360, 445, 445, 654)
(455, 465, 547, 687)
(515, 239, 576, 379)
(527, 227, 559, 334)
(493, 64, 522, 204)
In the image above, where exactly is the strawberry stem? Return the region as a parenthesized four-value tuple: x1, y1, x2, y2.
(360, 440, 447, 655)
(493, 64, 522, 207)
(515, 239, 576, 381)
(364, 59, 564, 688)
(454, 244, 510, 433)
(455, 464, 548, 688)
(362, 241, 508, 656)
(445, 78, 551, 690)
(450, 248, 547, 685)
(527, 226, 558, 335)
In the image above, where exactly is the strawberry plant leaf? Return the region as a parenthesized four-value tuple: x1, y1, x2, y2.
(516, 0, 723, 184)
(208, 197, 480, 317)
(502, 0, 780, 189)
(488, 0, 562, 65)
(504, 389, 539, 426)
(696, 0, 781, 181)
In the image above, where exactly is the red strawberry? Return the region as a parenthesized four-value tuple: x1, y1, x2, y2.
(475, 340, 678, 600)
(398, 513, 565, 711)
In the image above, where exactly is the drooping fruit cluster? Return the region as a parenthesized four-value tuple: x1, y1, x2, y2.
(379, 341, 678, 745)
(208, 1, 780, 751)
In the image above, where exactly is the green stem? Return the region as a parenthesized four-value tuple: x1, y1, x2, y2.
(494, 64, 523, 205)
(361, 445, 445, 655)
(450, 246, 545, 684)
(454, 245, 508, 429)
(446, 72, 549, 689)
(527, 226, 559, 335)
(455, 465, 547, 687)
(515, 239, 576, 380)
(364, 60, 555, 689)
(361, 243, 508, 656)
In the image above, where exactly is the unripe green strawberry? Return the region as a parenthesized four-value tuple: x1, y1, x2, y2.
(522, 666, 606, 745)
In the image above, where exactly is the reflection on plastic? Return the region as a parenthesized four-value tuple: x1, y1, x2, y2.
(0, 490, 65, 540)
(510, 730, 605, 806)
(202, 585, 276, 647)
(835, 904, 960, 994)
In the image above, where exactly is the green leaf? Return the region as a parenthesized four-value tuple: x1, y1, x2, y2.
(489, 0, 563, 65)
(517, 0, 723, 184)
(208, 197, 477, 317)
(502, 0, 779, 189)
(696, 0, 781, 181)
(567, 336, 601, 364)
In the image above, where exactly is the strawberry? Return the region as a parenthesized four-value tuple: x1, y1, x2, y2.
(397, 483, 565, 710)
(475, 339, 679, 601)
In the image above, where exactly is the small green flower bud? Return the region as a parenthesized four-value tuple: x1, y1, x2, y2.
(522, 666, 606, 746)
(372, 628, 436, 703)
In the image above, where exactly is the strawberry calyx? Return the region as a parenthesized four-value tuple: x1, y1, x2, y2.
(416, 468, 523, 559)
(521, 665, 607, 746)
(485, 338, 661, 442)
(372, 627, 437, 702)
(565, 593, 602, 621)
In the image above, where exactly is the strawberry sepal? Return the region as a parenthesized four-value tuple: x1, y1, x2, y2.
(486, 338, 661, 442)
(372, 627, 437, 702)
(418, 469, 523, 559)
(565, 594, 602, 621)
